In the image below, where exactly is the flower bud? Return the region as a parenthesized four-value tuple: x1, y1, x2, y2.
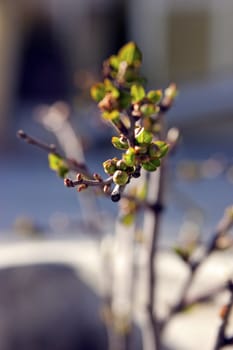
(116, 160, 128, 171)
(113, 170, 129, 185)
(103, 159, 117, 175)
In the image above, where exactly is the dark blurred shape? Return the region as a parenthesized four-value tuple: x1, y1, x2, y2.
(17, 18, 69, 104)
(0, 264, 107, 350)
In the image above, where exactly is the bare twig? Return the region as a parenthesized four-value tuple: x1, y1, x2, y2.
(161, 206, 233, 330)
(17, 130, 58, 154)
(17, 130, 88, 174)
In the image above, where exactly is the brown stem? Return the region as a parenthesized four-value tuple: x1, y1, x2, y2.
(17, 130, 88, 174)
(147, 166, 165, 350)
(65, 175, 113, 188)
(17, 130, 58, 154)
(161, 206, 233, 330)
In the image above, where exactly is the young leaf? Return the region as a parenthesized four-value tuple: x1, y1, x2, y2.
(147, 90, 162, 104)
(48, 153, 62, 171)
(154, 141, 169, 158)
(123, 148, 136, 167)
(57, 164, 69, 178)
(131, 84, 145, 103)
(135, 127, 153, 144)
(104, 79, 120, 99)
(140, 103, 157, 116)
(112, 136, 129, 150)
(118, 42, 142, 67)
(142, 159, 160, 172)
(102, 110, 120, 121)
(90, 83, 106, 102)
(109, 55, 120, 70)
(48, 153, 68, 178)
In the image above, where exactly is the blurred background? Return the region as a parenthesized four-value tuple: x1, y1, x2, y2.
(0, 0, 233, 238)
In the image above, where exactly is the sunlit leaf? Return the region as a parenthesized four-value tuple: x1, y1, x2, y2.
(135, 127, 153, 144)
(154, 141, 169, 158)
(123, 147, 136, 166)
(140, 103, 157, 116)
(104, 79, 120, 99)
(48, 153, 68, 178)
(90, 83, 106, 102)
(109, 55, 120, 70)
(48, 153, 62, 171)
(112, 136, 129, 150)
(118, 42, 142, 66)
(142, 159, 160, 172)
(131, 84, 145, 103)
(147, 90, 162, 104)
(102, 110, 120, 121)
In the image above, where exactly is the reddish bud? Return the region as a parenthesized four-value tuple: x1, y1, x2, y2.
(64, 178, 74, 187)
(77, 184, 88, 192)
(76, 173, 83, 181)
(93, 173, 102, 181)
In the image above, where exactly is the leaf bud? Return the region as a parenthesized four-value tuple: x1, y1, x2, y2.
(93, 173, 102, 181)
(76, 173, 83, 181)
(113, 170, 129, 186)
(103, 159, 117, 175)
(64, 178, 74, 187)
(77, 184, 88, 192)
(116, 160, 128, 171)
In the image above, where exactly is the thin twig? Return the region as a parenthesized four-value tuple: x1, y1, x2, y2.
(17, 130, 88, 174)
(17, 130, 58, 154)
(161, 206, 233, 331)
(64, 175, 113, 188)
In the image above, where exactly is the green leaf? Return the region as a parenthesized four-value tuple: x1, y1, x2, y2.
(131, 84, 145, 103)
(123, 148, 136, 167)
(147, 90, 162, 104)
(109, 55, 120, 70)
(118, 42, 142, 66)
(102, 110, 120, 121)
(140, 103, 157, 116)
(90, 83, 106, 102)
(104, 79, 120, 99)
(48, 153, 68, 178)
(135, 128, 152, 144)
(112, 136, 129, 150)
(142, 159, 160, 172)
(48, 153, 62, 171)
(57, 165, 69, 178)
(154, 141, 169, 158)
